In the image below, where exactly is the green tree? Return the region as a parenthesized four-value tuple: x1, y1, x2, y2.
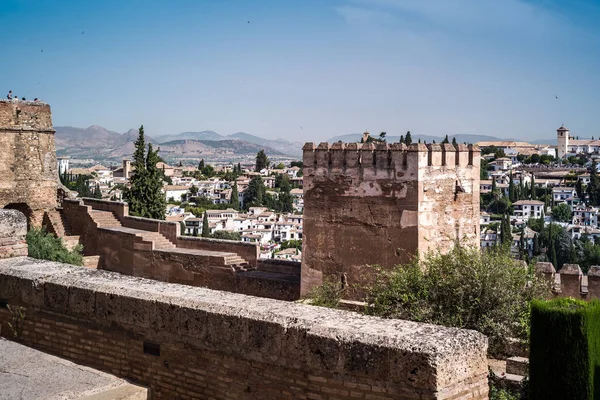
(362, 244, 552, 355)
(588, 161, 600, 206)
(508, 174, 517, 202)
(575, 178, 584, 200)
(441, 134, 449, 144)
(552, 203, 572, 223)
(201, 212, 210, 237)
(533, 233, 540, 256)
(123, 126, 166, 220)
(211, 230, 241, 241)
(275, 162, 286, 169)
(255, 149, 269, 172)
(452, 137, 458, 146)
(399, 135, 405, 144)
(244, 176, 266, 209)
(230, 183, 240, 210)
(405, 131, 412, 145)
(26, 228, 83, 266)
(530, 175, 536, 200)
(198, 159, 205, 170)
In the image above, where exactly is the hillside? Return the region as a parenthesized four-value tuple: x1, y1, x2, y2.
(326, 133, 508, 144)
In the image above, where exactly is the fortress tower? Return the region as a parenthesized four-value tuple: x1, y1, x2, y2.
(557, 126, 570, 159)
(0, 100, 57, 227)
(301, 140, 480, 298)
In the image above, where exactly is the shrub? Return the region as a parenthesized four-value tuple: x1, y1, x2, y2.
(211, 230, 241, 241)
(529, 298, 600, 400)
(305, 278, 345, 308)
(363, 244, 552, 355)
(26, 228, 83, 266)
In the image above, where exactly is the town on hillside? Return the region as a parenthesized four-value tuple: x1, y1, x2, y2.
(478, 125, 600, 272)
(58, 147, 304, 262)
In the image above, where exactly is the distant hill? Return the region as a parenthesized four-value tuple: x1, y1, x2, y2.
(153, 130, 224, 142)
(326, 133, 508, 144)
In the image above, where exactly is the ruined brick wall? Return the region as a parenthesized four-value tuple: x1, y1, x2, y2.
(302, 141, 480, 297)
(0, 210, 28, 258)
(0, 100, 57, 227)
(0, 259, 489, 399)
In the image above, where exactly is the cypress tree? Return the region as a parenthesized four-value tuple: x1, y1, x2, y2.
(399, 135, 405, 144)
(442, 134, 449, 144)
(198, 159, 205, 170)
(255, 150, 269, 172)
(533, 233, 540, 256)
(237, 162, 241, 173)
(231, 183, 240, 210)
(452, 137, 458, 146)
(509, 173, 517, 202)
(201, 212, 210, 237)
(531, 175, 536, 200)
(144, 143, 166, 220)
(405, 131, 413, 145)
(124, 125, 166, 220)
(519, 229, 526, 260)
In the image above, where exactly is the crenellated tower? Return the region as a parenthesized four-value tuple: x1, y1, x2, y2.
(0, 100, 57, 227)
(301, 140, 480, 298)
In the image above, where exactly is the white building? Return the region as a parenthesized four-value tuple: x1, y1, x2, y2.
(553, 187, 577, 204)
(57, 157, 69, 175)
(512, 200, 544, 222)
(164, 185, 190, 202)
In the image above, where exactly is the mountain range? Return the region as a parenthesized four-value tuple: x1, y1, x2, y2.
(54, 125, 557, 162)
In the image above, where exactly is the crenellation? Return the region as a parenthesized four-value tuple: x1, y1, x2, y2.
(302, 139, 480, 298)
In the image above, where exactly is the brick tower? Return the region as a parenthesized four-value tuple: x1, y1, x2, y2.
(301, 140, 480, 298)
(0, 100, 57, 227)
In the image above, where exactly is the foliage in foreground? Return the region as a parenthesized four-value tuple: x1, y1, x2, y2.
(362, 245, 552, 355)
(26, 228, 83, 266)
(305, 278, 345, 308)
(529, 298, 600, 400)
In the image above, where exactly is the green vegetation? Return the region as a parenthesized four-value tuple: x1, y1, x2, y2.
(122, 126, 166, 220)
(211, 230, 241, 241)
(530, 298, 600, 400)
(26, 228, 83, 266)
(255, 149, 269, 172)
(551, 203, 572, 222)
(230, 183, 240, 210)
(280, 239, 302, 251)
(201, 211, 210, 237)
(305, 278, 345, 308)
(362, 245, 552, 355)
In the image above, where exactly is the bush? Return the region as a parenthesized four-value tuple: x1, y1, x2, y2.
(211, 230, 241, 241)
(363, 244, 552, 355)
(305, 278, 345, 308)
(26, 228, 83, 266)
(529, 298, 600, 400)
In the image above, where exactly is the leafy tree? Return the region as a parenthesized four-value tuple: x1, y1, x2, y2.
(552, 203, 572, 223)
(362, 244, 552, 355)
(230, 183, 240, 210)
(275, 162, 286, 169)
(290, 161, 303, 168)
(201, 212, 210, 237)
(123, 126, 166, 220)
(188, 184, 199, 197)
(255, 150, 269, 172)
(211, 230, 241, 241)
(244, 176, 266, 209)
(280, 240, 302, 250)
(201, 164, 216, 178)
(405, 131, 412, 145)
(26, 228, 83, 266)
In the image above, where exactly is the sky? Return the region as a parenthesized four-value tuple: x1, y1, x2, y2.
(2, 0, 600, 142)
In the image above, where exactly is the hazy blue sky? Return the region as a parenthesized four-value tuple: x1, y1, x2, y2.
(2, 0, 600, 141)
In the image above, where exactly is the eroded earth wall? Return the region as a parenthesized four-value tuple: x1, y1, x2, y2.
(0, 100, 57, 227)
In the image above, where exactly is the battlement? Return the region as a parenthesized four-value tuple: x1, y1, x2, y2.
(303, 142, 479, 174)
(0, 99, 54, 132)
(535, 262, 600, 300)
(301, 139, 481, 298)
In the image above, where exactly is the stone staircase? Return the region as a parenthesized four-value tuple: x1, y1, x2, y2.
(224, 254, 253, 272)
(45, 209, 81, 250)
(89, 210, 122, 228)
(136, 231, 177, 250)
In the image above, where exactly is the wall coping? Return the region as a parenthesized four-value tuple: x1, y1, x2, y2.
(0, 257, 488, 392)
(178, 235, 258, 248)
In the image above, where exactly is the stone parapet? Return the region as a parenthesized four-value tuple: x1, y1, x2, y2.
(535, 262, 600, 300)
(0, 99, 54, 132)
(0, 258, 489, 399)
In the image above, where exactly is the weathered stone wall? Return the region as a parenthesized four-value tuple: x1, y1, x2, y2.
(535, 262, 600, 300)
(177, 236, 259, 266)
(0, 209, 28, 259)
(302, 142, 480, 297)
(0, 258, 489, 399)
(0, 100, 57, 227)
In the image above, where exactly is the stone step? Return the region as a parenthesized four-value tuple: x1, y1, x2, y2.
(506, 357, 528, 376)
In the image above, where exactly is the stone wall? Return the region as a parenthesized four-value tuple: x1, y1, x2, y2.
(177, 236, 259, 266)
(0, 210, 28, 259)
(0, 258, 489, 399)
(0, 100, 57, 227)
(301, 141, 480, 297)
(535, 262, 600, 300)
